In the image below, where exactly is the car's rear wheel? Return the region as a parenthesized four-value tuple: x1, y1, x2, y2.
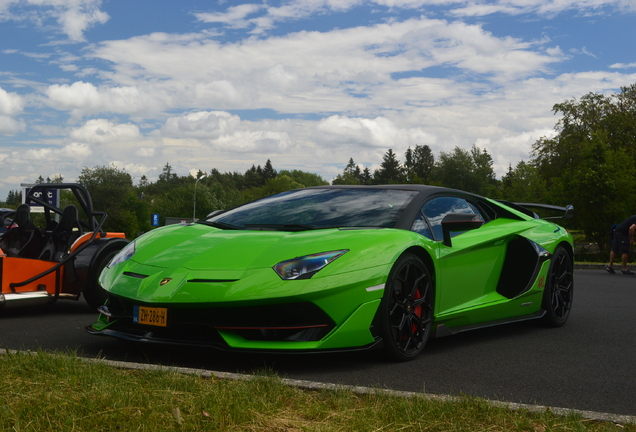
(379, 253, 434, 361)
(541, 245, 573, 327)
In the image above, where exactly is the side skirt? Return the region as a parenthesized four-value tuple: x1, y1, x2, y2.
(434, 310, 545, 338)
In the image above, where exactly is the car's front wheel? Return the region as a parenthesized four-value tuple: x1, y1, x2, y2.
(541, 245, 573, 327)
(379, 253, 434, 361)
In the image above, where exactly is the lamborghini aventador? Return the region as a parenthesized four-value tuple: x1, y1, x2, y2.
(87, 185, 574, 361)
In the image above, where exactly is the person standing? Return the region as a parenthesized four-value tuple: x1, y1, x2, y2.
(607, 215, 636, 275)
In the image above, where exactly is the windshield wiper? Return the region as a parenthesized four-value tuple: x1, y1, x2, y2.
(244, 223, 318, 232)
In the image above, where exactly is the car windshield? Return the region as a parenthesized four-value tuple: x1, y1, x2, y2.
(202, 188, 419, 230)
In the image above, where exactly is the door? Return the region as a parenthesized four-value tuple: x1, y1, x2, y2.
(417, 196, 509, 316)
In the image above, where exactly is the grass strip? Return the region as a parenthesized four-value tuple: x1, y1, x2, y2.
(0, 350, 633, 432)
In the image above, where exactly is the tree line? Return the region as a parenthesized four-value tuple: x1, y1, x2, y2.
(3, 160, 329, 238)
(4, 83, 636, 255)
(335, 83, 636, 254)
(333, 144, 500, 198)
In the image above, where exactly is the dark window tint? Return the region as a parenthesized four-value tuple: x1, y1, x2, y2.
(421, 196, 481, 240)
(206, 188, 419, 230)
(411, 213, 433, 239)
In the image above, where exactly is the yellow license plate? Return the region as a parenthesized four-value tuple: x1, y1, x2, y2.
(134, 306, 168, 327)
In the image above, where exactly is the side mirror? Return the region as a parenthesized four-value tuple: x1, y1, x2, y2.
(441, 213, 484, 247)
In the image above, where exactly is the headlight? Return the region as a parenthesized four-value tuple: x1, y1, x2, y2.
(273, 250, 348, 280)
(107, 241, 136, 268)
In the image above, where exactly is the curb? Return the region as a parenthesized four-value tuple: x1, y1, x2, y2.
(1, 348, 633, 426)
(80, 357, 636, 426)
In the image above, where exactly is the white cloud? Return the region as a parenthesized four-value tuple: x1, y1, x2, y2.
(59, 142, 92, 159)
(45, 81, 169, 119)
(317, 115, 435, 148)
(21, 142, 90, 161)
(448, 3, 521, 17)
(610, 62, 636, 69)
(161, 111, 241, 140)
(136, 147, 155, 158)
(194, 0, 636, 34)
(195, 0, 361, 33)
(69, 119, 141, 144)
(56, 0, 109, 42)
(194, 3, 264, 27)
(0, 115, 26, 134)
(74, 16, 564, 121)
(0, 87, 24, 115)
(213, 129, 293, 153)
(1, 0, 109, 42)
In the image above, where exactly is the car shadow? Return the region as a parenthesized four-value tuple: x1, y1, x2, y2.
(78, 319, 551, 376)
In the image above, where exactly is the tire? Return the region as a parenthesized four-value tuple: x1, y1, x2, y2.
(541, 245, 573, 327)
(83, 248, 119, 310)
(379, 253, 434, 361)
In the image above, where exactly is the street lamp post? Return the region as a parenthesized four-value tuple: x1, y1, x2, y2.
(193, 174, 206, 221)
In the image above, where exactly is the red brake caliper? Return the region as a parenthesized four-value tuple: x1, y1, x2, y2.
(412, 289, 422, 333)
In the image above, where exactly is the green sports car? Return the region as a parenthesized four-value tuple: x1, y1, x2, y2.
(86, 185, 574, 361)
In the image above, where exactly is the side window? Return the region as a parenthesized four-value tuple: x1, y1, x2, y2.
(411, 213, 433, 239)
(421, 196, 480, 241)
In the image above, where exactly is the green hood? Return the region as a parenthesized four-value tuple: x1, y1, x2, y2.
(102, 223, 413, 303)
(131, 223, 412, 273)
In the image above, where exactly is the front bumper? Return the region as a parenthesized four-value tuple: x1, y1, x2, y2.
(92, 255, 393, 351)
(86, 296, 383, 353)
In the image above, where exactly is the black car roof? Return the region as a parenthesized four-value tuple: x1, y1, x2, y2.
(307, 184, 485, 200)
(300, 184, 493, 230)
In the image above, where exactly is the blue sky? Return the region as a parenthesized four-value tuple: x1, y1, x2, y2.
(1, 0, 635, 200)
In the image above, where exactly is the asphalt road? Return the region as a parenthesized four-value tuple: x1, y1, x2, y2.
(1, 269, 635, 417)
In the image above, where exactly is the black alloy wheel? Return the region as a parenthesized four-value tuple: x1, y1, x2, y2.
(541, 245, 574, 327)
(379, 253, 434, 361)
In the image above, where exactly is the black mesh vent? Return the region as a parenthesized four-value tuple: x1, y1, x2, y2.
(496, 237, 540, 299)
(105, 294, 335, 343)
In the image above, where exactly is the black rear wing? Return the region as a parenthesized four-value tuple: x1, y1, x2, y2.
(497, 201, 574, 220)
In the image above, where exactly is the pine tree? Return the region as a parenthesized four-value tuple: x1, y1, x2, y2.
(374, 149, 404, 184)
(262, 159, 277, 182)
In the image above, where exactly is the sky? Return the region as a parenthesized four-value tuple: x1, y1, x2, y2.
(1, 0, 635, 200)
